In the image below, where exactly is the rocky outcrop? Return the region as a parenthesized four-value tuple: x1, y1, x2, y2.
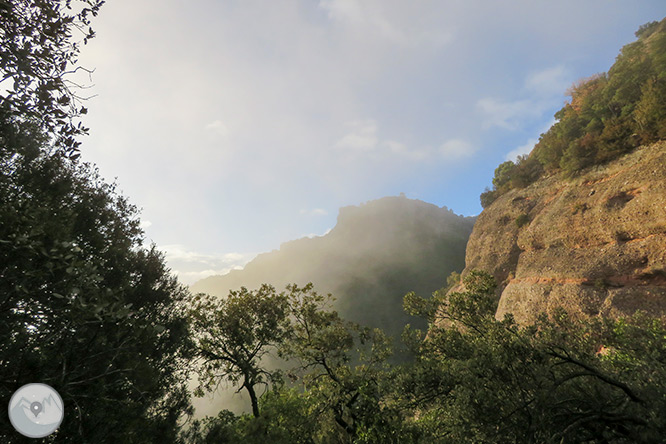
(462, 141, 666, 324)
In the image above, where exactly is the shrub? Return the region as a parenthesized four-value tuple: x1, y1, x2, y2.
(515, 213, 530, 228)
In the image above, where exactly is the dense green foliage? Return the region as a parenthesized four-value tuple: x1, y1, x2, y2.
(183, 274, 666, 443)
(1, 1, 193, 442)
(0, 0, 103, 156)
(481, 18, 666, 208)
(399, 271, 666, 443)
(1, 142, 193, 443)
(186, 284, 404, 443)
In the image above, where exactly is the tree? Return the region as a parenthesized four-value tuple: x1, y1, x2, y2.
(1, 2, 194, 441)
(189, 285, 290, 418)
(187, 283, 408, 443)
(1, 0, 104, 156)
(0, 148, 194, 442)
(281, 284, 400, 442)
(399, 270, 666, 443)
(491, 160, 516, 191)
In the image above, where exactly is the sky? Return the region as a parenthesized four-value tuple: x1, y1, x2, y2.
(76, 0, 665, 285)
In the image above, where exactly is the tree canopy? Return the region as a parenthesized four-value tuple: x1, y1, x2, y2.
(1, 1, 193, 442)
(481, 18, 666, 208)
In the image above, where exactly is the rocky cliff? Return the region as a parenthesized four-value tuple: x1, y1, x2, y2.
(462, 141, 666, 324)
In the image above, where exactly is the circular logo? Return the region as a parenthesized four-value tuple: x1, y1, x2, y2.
(8, 383, 64, 438)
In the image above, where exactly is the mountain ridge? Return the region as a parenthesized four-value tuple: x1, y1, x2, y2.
(191, 195, 475, 339)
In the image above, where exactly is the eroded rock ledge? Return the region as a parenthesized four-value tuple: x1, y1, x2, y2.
(463, 141, 666, 324)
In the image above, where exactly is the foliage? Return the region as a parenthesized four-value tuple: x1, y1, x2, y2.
(186, 283, 413, 443)
(188, 285, 290, 418)
(515, 212, 530, 228)
(479, 186, 500, 208)
(482, 18, 666, 205)
(185, 271, 666, 443)
(1, 2, 193, 441)
(397, 270, 666, 443)
(481, 154, 542, 208)
(1, 0, 104, 157)
(0, 147, 193, 442)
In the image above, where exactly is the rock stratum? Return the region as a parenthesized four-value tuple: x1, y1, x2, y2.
(463, 141, 666, 324)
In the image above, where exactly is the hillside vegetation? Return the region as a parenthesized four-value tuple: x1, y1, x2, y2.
(192, 196, 474, 342)
(4, 2, 666, 442)
(481, 18, 666, 208)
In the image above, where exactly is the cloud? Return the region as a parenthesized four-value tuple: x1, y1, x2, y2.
(504, 118, 558, 161)
(300, 208, 328, 216)
(382, 140, 429, 161)
(336, 123, 468, 163)
(439, 139, 475, 159)
(139, 220, 152, 230)
(303, 227, 333, 238)
(505, 138, 538, 161)
(204, 120, 230, 137)
(478, 65, 571, 131)
(160, 245, 255, 285)
(319, 0, 454, 47)
(477, 97, 535, 130)
(525, 65, 570, 97)
(335, 120, 378, 151)
(75, 0, 662, 287)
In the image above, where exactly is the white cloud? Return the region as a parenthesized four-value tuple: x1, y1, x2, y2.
(175, 266, 245, 286)
(525, 65, 569, 97)
(74, 0, 660, 293)
(504, 117, 558, 161)
(160, 244, 255, 285)
(505, 138, 538, 161)
(300, 208, 328, 216)
(335, 120, 378, 151)
(139, 220, 152, 230)
(478, 65, 571, 131)
(477, 98, 535, 130)
(303, 227, 333, 239)
(439, 139, 475, 159)
(382, 140, 429, 161)
(205, 120, 230, 137)
(319, 0, 454, 47)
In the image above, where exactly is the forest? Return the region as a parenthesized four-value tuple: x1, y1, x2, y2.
(481, 19, 666, 208)
(2, 2, 666, 443)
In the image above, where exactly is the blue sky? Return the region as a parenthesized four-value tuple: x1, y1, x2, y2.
(76, 0, 665, 284)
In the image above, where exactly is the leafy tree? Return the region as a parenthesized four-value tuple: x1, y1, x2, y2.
(636, 21, 659, 38)
(491, 160, 517, 191)
(1, 0, 104, 156)
(187, 283, 409, 443)
(1, 1, 193, 442)
(479, 186, 500, 209)
(282, 283, 397, 442)
(398, 270, 666, 443)
(0, 147, 193, 443)
(188, 285, 290, 418)
(482, 18, 666, 202)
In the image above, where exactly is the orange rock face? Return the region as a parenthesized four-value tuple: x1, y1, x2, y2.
(463, 141, 666, 324)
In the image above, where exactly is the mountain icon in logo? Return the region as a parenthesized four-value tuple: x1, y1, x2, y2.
(8, 383, 64, 438)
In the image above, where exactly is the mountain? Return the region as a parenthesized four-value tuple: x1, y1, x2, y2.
(458, 140, 666, 325)
(191, 196, 475, 340)
(459, 18, 666, 325)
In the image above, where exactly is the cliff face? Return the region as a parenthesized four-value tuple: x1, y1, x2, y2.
(463, 141, 666, 324)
